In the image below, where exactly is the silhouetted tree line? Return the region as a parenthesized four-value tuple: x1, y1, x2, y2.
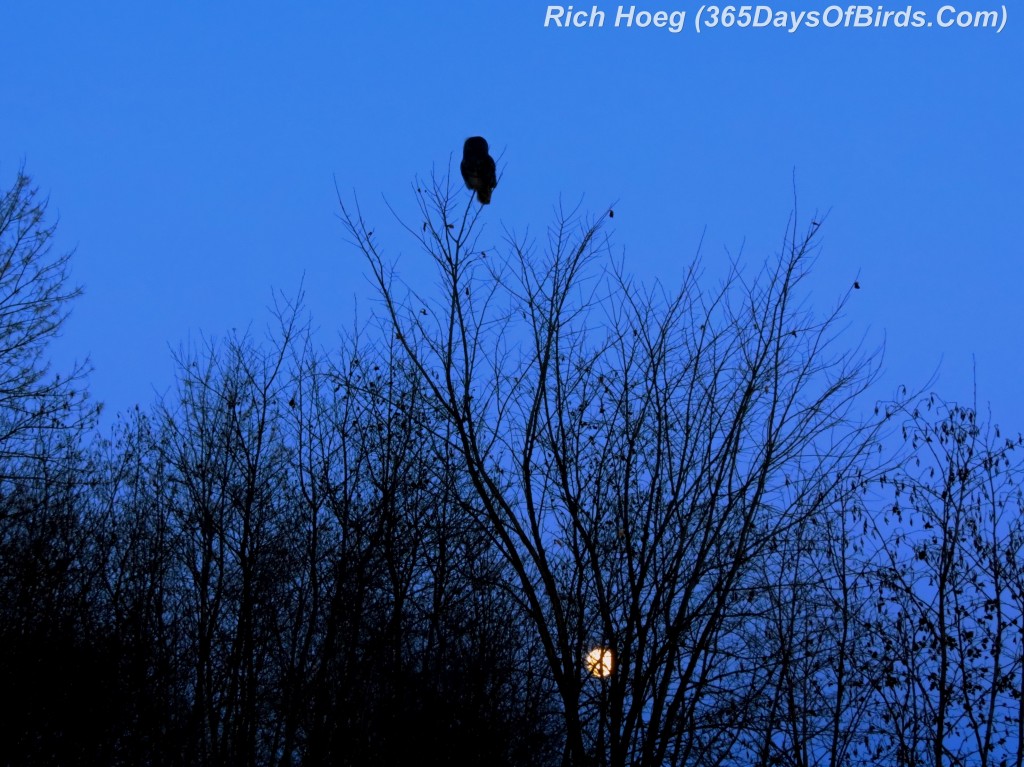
(1, 168, 1021, 767)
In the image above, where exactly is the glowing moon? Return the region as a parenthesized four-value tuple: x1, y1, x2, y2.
(586, 646, 613, 678)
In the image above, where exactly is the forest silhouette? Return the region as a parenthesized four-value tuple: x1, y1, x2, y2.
(1, 168, 1021, 767)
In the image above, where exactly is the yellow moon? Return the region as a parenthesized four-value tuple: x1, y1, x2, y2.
(586, 647, 613, 677)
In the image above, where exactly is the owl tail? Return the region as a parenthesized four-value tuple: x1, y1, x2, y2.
(476, 187, 492, 205)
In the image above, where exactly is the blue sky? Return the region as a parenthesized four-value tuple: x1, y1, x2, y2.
(1, 2, 1021, 429)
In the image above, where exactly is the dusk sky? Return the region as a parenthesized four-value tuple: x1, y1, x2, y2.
(2, 2, 1020, 430)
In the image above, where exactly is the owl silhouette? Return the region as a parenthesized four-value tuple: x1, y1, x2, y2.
(460, 136, 497, 205)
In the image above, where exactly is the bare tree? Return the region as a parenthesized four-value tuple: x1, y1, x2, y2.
(0, 165, 91, 476)
(342, 176, 888, 767)
(85, 288, 557, 766)
(870, 397, 1024, 767)
(737, 487, 888, 767)
(0, 166, 103, 766)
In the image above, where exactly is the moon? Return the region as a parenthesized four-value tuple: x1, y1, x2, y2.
(586, 647, 613, 678)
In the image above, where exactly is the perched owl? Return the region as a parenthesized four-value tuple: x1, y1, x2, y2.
(460, 136, 497, 205)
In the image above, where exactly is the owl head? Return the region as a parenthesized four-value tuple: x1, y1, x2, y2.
(464, 136, 489, 154)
